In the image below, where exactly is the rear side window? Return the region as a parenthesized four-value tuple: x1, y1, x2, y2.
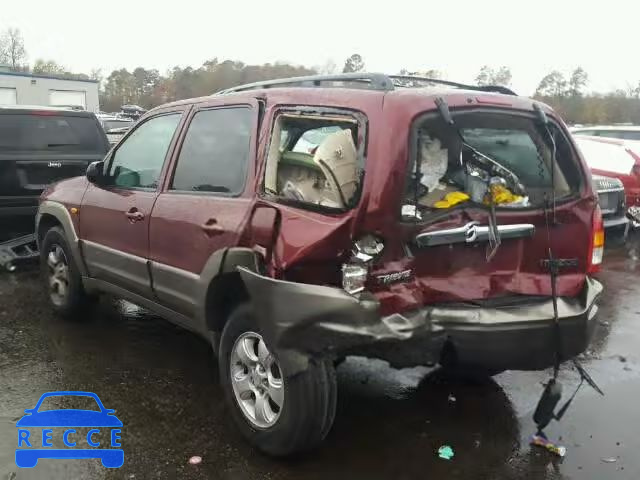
(292, 126, 343, 153)
(171, 108, 252, 194)
(109, 113, 181, 189)
(0, 113, 106, 153)
(264, 111, 365, 211)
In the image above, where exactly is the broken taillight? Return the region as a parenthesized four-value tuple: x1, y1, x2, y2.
(588, 205, 604, 274)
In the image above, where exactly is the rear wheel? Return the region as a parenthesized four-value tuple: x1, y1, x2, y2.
(218, 304, 337, 456)
(41, 226, 95, 319)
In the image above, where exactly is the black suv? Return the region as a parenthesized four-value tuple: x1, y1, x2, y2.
(0, 106, 109, 217)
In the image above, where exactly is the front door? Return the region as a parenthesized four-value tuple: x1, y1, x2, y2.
(149, 103, 258, 316)
(80, 111, 184, 297)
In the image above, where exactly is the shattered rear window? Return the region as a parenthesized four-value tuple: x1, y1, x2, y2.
(402, 112, 580, 220)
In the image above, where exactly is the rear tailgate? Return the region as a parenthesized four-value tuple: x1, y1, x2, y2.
(0, 111, 108, 212)
(395, 198, 593, 304)
(0, 152, 104, 190)
(370, 106, 596, 313)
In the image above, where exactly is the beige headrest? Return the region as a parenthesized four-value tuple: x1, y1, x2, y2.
(313, 129, 358, 207)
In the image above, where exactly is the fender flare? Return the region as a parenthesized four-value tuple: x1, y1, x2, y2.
(36, 200, 88, 277)
(194, 247, 263, 329)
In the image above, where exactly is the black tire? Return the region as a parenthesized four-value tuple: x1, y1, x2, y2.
(218, 304, 337, 456)
(41, 226, 95, 319)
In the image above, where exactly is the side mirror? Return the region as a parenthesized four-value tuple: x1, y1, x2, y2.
(86, 160, 105, 185)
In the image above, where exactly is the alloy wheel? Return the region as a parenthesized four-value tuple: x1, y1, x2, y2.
(230, 331, 284, 428)
(47, 244, 69, 307)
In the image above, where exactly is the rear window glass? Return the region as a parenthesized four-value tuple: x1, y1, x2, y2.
(461, 128, 552, 187)
(403, 113, 580, 219)
(0, 114, 105, 153)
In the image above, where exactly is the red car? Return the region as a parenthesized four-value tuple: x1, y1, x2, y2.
(573, 135, 640, 222)
(36, 73, 603, 455)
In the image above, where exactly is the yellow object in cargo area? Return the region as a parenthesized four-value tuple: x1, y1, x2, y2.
(433, 191, 470, 209)
(484, 184, 523, 205)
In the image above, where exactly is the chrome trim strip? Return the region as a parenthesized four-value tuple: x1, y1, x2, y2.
(596, 188, 625, 194)
(415, 222, 535, 247)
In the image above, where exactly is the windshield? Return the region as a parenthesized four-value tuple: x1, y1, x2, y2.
(403, 112, 580, 218)
(0, 114, 106, 153)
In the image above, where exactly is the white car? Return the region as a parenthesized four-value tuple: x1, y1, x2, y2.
(571, 125, 640, 141)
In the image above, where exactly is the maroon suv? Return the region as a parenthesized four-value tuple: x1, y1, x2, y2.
(36, 73, 603, 456)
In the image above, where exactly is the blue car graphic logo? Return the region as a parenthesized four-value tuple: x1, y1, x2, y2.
(15, 391, 123, 468)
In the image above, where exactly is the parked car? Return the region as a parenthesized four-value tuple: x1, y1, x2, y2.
(119, 104, 147, 121)
(0, 106, 110, 217)
(591, 174, 628, 240)
(97, 115, 135, 146)
(571, 125, 640, 141)
(573, 135, 640, 225)
(36, 73, 603, 456)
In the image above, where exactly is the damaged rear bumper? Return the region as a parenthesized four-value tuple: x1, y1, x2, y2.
(238, 268, 602, 372)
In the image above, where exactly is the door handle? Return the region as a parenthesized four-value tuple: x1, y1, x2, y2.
(201, 218, 224, 236)
(125, 208, 145, 222)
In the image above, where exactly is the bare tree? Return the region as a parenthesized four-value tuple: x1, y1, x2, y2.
(536, 71, 568, 97)
(476, 65, 512, 86)
(32, 59, 66, 75)
(568, 67, 588, 97)
(1, 28, 27, 70)
(90, 68, 103, 82)
(342, 54, 365, 73)
(317, 59, 338, 75)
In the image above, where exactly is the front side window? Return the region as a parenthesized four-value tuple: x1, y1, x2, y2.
(171, 107, 252, 194)
(264, 111, 364, 210)
(109, 113, 181, 189)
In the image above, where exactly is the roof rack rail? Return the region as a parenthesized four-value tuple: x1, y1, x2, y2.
(215, 72, 517, 96)
(216, 72, 395, 94)
(388, 75, 517, 96)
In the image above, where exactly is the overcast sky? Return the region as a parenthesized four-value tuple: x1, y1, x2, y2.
(2, 0, 639, 95)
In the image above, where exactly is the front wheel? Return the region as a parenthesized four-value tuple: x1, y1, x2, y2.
(40, 226, 95, 319)
(218, 304, 337, 456)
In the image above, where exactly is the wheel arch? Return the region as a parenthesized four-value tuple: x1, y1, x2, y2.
(36, 201, 88, 276)
(197, 247, 264, 353)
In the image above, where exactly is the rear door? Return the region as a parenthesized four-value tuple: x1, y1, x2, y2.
(149, 102, 258, 317)
(80, 109, 186, 298)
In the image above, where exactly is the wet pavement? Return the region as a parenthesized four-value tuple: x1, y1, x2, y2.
(1, 242, 639, 479)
